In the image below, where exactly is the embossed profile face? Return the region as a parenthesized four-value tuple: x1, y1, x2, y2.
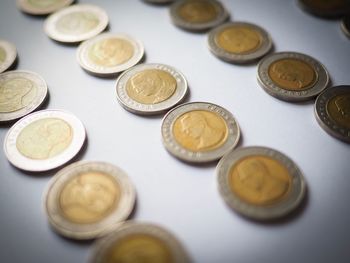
(56, 11, 99, 35)
(178, 0, 218, 23)
(0, 46, 6, 63)
(27, 0, 61, 8)
(327, 93, 350, 129)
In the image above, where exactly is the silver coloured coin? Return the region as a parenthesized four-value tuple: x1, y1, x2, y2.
(341, 16, 350, 38)
(161, 102, 240, 163)
(297, 0, 350, 18)
(0, 70, 48, 123)
(17, 0, 74, 15)
(217, 146, 306, 220)
(0, 40, 17, 73)
(116, 63, 188, 115)
(4, 109, 86, 172)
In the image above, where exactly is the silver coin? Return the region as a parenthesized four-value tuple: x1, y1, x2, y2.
(0, 70, 48, 123)
(169, 0, 229, 32)
(17, 0, 74, 15)
(208, 22, 273, 64)
(315, 85, 350, 143)
(4, 109, 86, 172)
(161, 102, 240, 163)
(0, 40, 17, 73)
(44, 161, 136, 240)
(341, 16, 350, 38)
(77, 33, 144, 77)
(297, 0, 350, 18)
(257, 51, 329, 102)
(116, 63, 188, 115)
(217, 146, 306, 220)
(44, 4, 109, 43)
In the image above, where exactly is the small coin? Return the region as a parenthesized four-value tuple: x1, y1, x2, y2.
(341, 16, 350, 38)
(0, 40, 17, 73)
(44, 161, 136, 239)
(217, 146, 306, 220)
(161, 102, 240, 163)
(44, 4, 109, 43)
(169, 0, 229, 32)
(116, 63, 188, 115)
(298, 0, 350, 18)
(17, 0, 74, 16)
(257, 51, 329, 102)
(0, 70, 48, 123)
(315, 85, 350, 143)
(77, 33, 144, 77)
(89, 222, 190, 263)
(208, 22, 273, 64)
(4, 109, 86, 172)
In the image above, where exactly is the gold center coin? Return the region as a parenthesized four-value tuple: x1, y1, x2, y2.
(56, 11, 99, 35)
(178, 0, 218, 24)
(28, 0, 61, 8)
(327, 94, 350, 130)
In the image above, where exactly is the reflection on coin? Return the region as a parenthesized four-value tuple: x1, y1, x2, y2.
(77, 33, 144, 77)
(315, 85, 350, 143)
(44, 4, 109, 43)
(0, 40, 17, 73)
(217, 146, 306, 220)
(162, 102, 240, 163)
(208, 22, 273, 64)
(0, 70, 48, 122)
(298, 0, 350, 18)
(257, 52, 329, 102)
(341, 16, 350, 38)
(89, 222, 190, 263)
(116, 63, 188, 115)
(4, 109, 86, 171)
(44, 161, 136, 239)
(17, 0, 74, 15)
(170, 0, 229, 32)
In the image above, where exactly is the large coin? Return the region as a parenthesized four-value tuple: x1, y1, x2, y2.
(298, 0, 350, 18)
(341, 16, 350, 38)
(4, 109, 86, 172)
(217, 146, 306, 220)
(161, 102, 240, 163)
(0, 70, 48, 123)
(257, 51, 329, 102)
(208, 22, 273, 64)
(116, 63, 188, 115)
(44, 161, 136, 240)
(17, 0, 74, 16)
(44, 4, 109, 43)
(0, 40, 17, 73)
(315, 85, 350, 143)
(89, 222, 190, 263)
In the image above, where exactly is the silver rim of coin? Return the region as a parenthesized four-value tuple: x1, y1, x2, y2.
(44, 4, 109, 43)
(315, 85, 350, 143)
(17, 0, 74, 15)
(297, 0, 350, 18)
(161, 102, 240, 163)
(169, 0, 229, 32)
(217, 146, 306, 220)
(77, 33, 144, 77)
(116, 63, 188, 115)
(257, 51, 329, 102)
(208, 22, 273, 64)
(3, 109, 86, 172)
(89, 222, 190, 263)
(44, 161, 136, 240)
(341, 17, 350, 39)
(0, 70, 48, 122)
(0, 40, 17, 73)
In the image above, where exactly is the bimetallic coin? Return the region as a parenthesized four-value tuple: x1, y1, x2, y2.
(341, 16, 350, 38)
(89, 222, 190, 263)
(162, 102, 240, 163)
(170, 0, 229, 32)
(298, 0, 350, 18)
(0, 40, 17, 73)
(17, 0, 74, 15)
(208, 22, 273, 64)
(4, 109, 86, 172)
(0, 70, 48, 122)
(257, 52, 329, 102)
(44, 161, 136, 239)
(77, 33, 144, 77)
(315, 85, 350, 143)
(217, 146, 306, 220)
(116, 63, 188, 115)
(44, 4, 109, 43)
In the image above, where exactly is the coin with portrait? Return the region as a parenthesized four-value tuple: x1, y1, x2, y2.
(0, 40, 17, 74)
(298, 0, 350, 18)
(17, 0, 74, 15)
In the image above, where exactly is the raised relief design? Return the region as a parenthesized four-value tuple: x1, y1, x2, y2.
(178, 0, 217, 23)
(56, 11, 99, 35)
(328, 94, 350, 129)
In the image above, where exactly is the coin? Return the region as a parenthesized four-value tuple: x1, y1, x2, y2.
(257, 51, 329, 102)
(315, 85, 350, 143)
(217, 146, 306, 220)
(44, 4, 109, 43)
(44, 161, 136, 239)
(17, 0, 74, 15)
(208, 22, 273, 64)
(4, 109, 86, 172)
(0, 40, 17, 73)
(161, 102, 240, 163)
(341, 16, 350, 38)
(77, 33, 144, 77)
(0, 70, 48, 123)
(298, 0, 350, 18)
(169, 0, 229, 32)
(89, 222, 190, 263)
(116, 63, 188, 115)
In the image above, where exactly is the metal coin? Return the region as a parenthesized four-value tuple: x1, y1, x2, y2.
(17, 0, 74, 16)
(217, 146, 306, 220)
(257, 51, 329, 102)
(161, 102, 240, 163)
(4, 109, 86, 172)
(0, 70, 48, 123)
(44, 161, 136, 240)
(341, 16, 350, 38)
(116, 63, 188, 115)
(0, 40, 17, 73)
(298, 0, 350, 18)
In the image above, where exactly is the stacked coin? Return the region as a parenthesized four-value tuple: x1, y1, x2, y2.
(298, 0, 350, 18)
(0, 40, 17, 73)
(341, 16, 350, 38)
(17, 0, 74, 16)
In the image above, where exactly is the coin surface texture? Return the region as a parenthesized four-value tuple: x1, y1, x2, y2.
(0, 40, 17, 74)
(341, 16, 350, 38)
(17, 0, 74, 15)
(298, 0, 350, 18)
